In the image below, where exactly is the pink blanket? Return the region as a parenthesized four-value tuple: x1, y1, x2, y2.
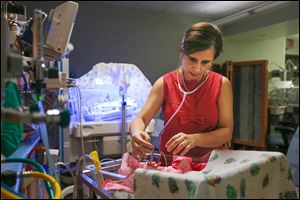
(102, 152, 207, 193)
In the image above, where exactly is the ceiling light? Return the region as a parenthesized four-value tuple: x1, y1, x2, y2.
(211, 1, 291, 26)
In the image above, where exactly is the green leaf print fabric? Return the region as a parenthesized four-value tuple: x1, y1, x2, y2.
(134, 149, 298, 199)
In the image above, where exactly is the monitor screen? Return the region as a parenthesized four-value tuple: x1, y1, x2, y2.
(45, 1, 78, 58)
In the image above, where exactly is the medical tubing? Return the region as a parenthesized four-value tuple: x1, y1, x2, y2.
(1, 172, 61, 199)
(89, 151, 105, 186)
(1, 186, 23, 199)
(55, 162, 76, 185)
(100, 158, 122, 165)
(60, 185, 74, 199)
(159, 150, 168, 167)
(1, 158, 54, 199)
(151, 92, 187, 162)
(74, 85, 86, 168)
(151, 70, 209, 162)
(28, 145, 45, 160)
(21, 171, 61, 199)
(27, 145, 45, 171)
(1, 182, 28, 199)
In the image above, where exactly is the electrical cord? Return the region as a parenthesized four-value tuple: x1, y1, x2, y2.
(66, 84, 86, 168)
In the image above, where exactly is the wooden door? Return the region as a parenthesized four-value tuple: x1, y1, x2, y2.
(222, 60, 268, 150)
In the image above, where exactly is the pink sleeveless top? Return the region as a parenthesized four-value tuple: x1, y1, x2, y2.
(161, 69, 223, 162)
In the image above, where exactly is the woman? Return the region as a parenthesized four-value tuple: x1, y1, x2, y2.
(129, 22, 233, 164)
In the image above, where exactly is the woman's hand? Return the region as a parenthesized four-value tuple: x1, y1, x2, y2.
(131, 130, 153, 160)
(165, 132, 197, 155)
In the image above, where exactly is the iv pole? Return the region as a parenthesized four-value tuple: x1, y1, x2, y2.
(119, 65, 129, 155)
(121, 94, 126, 154)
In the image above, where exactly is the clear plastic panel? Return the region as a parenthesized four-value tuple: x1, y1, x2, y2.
(68, 63, 152, 123)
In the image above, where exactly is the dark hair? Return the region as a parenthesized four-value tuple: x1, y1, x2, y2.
(181, 22, 223, 59)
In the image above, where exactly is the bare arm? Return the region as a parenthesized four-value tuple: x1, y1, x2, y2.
(195, 76, 233, 147)
(166, 76, 233, 155)
(129, 77, 164, 158)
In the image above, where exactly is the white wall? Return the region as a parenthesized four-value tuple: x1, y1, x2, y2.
(216, 37, 286, 72)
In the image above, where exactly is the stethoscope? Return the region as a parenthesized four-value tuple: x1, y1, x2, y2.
(177, 68, 209, 95)
(151, 68, 209, 156)
(167, 68, 209, 127)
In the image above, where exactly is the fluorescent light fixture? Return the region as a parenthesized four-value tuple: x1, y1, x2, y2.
(202, 1, 250, 15)
(211, 1, 291, 26)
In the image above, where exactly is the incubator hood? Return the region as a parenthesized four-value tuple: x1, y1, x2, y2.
(68, 62, 152, 137)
